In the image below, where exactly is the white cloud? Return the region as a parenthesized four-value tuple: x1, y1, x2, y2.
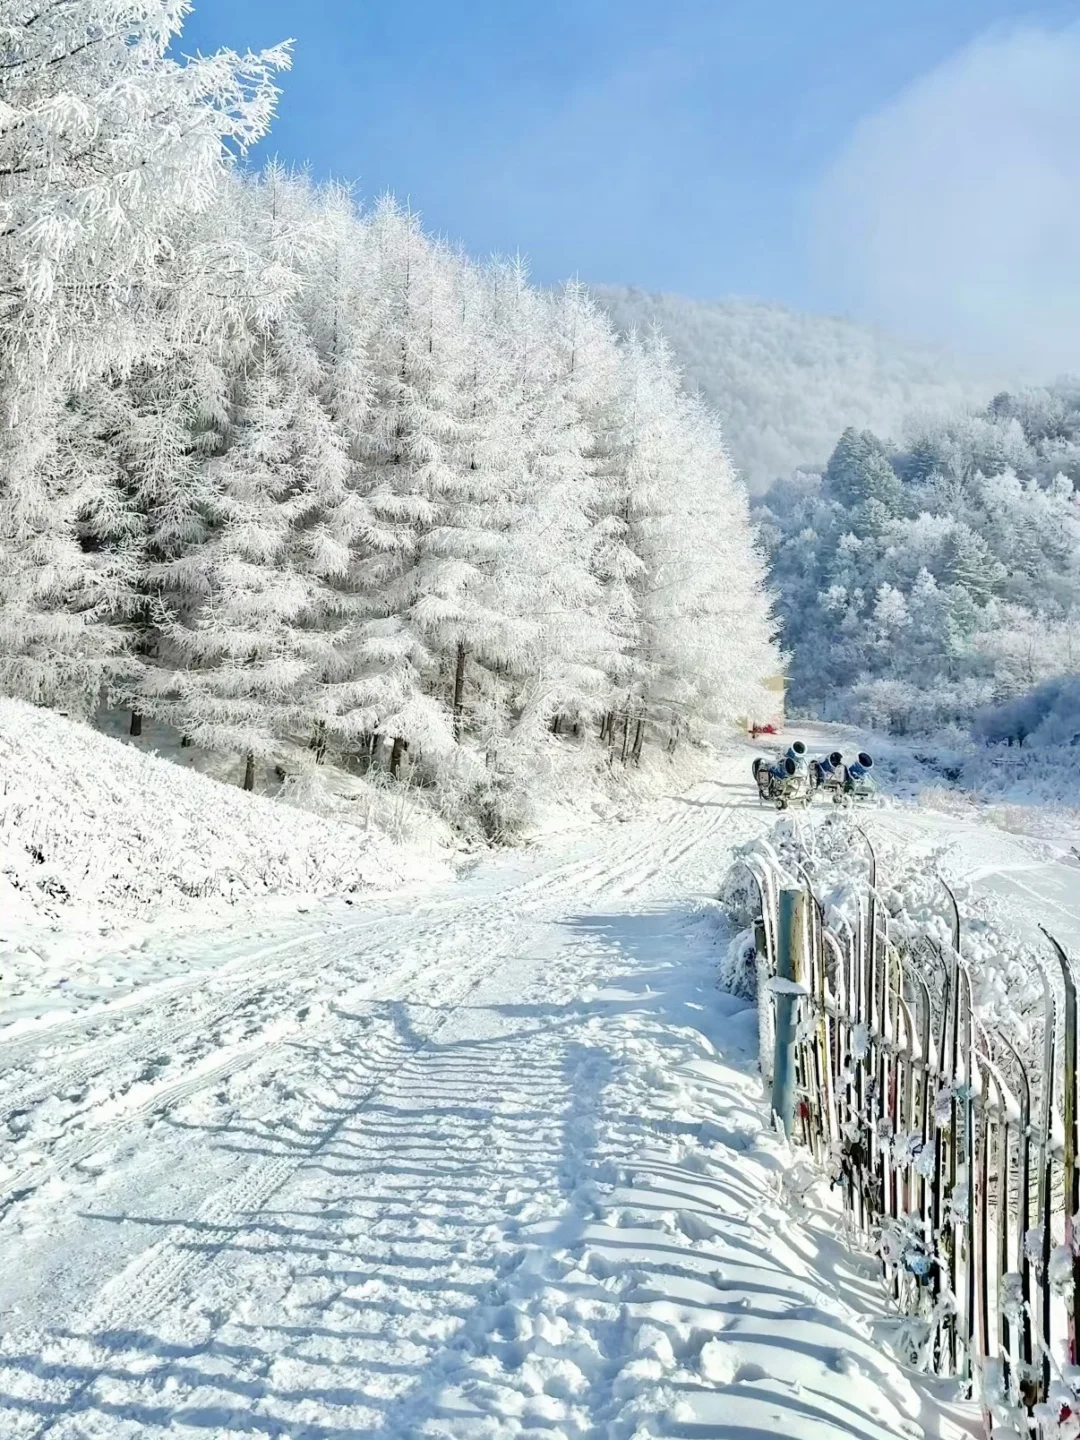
(812, 25, 1080, 377)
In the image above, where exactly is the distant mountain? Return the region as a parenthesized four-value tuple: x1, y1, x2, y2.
(592, 287, 1009, 492)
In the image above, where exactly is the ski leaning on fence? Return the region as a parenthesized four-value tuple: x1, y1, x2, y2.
(742, 833, 1080, 1439)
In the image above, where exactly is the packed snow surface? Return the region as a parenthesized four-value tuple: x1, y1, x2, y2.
(0, 733, 982, 1440)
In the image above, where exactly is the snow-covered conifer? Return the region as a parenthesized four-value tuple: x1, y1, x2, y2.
(0, 0, 288, 710)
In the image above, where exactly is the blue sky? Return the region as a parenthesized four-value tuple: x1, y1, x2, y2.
(183, 1, 1078, 361)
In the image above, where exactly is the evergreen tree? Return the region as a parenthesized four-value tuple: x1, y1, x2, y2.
(824, 428, 905, 518)
(149, 336, 339, 784)
(0, 0, 287, 711)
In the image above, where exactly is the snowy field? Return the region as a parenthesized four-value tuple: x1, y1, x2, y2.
(0, 724, 989, 1440)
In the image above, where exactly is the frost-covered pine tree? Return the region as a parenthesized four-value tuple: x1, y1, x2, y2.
(280, 179, 386, 763)
(80, 168, 320, 739)
(0, 0, 288, 712)
(148, 330, 344, 787)
(345, 200, 468, 774)
(647, 389, 776, 731)
(140, 169, 362, 783)
(404, 249, 524, 748)
(589, 329, 674, 749)
(530, 281, 626, 735)
(594, 332, 776, 751)
(453, 260, 601, 752)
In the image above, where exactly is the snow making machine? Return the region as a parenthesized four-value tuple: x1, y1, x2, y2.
(752, 741, 811, 810)
(809, 750, 847, 803)
(843, 751, 876, 802)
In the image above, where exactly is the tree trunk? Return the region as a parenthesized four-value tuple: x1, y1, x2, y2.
(550, 714, 560, 735)
(129, 709, 143, 738)
(452, 642, 468, 739)
(389, 736, 405, 779)
(243, 751, 255, 792)
(180, 734, 193, 749)
(632, 715, 644, 763)
(620, 711, 630, 764)
(310, 720, 326, 764)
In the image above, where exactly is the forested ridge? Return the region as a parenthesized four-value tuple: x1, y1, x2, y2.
(593, 285, 1003, 493)
(755, 388, 1080, 737)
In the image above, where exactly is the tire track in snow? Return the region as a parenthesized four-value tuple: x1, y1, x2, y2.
(508, 786, 732, 912)
(0, 767, 755, 1438)
(61, 788, 741, 1324)
(0, 884, 524, 1215)
(2, 915, 541, 1440)
(0, 903, 512, 1223)
(0, 781, 732, 1185)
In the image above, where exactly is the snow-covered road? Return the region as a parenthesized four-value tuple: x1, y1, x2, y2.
(1, 752, 974, 1439)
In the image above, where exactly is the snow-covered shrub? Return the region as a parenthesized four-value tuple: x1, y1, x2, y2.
(719, 814, 1049, 1067)
(718, 926, 758, 1002)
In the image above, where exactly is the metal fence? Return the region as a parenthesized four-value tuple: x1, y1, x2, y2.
(741, 834, 1079, 1430)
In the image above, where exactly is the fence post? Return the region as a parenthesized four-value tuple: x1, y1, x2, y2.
(754, 917, 774, 1088)
(772, 887, 805, 1138)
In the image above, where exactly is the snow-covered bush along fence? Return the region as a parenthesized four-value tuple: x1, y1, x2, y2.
(721, 815, 1080, 1437)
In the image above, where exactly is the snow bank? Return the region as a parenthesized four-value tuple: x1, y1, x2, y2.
(872, 729, 1080, 821)
(0, 697, 449, 999)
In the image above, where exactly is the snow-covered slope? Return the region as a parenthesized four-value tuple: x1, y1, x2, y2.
(593, 286, 1007, 490)
(0, 747, 971, 1440)
(0, 697, 448, 1023)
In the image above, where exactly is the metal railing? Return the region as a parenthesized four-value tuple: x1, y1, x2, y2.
(741, 833, 1079, 1429)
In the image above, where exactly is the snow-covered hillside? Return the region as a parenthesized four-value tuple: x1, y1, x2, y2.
(593, 286, 1007, 490)
(0, 698, 449, 1025)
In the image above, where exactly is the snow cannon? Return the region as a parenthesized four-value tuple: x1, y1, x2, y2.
(844, 751, 876, 801)
(753, 752, 810, 810)
(810, 750, 848, 802)
(810, 750, 843, 778)
(786, 741, 807, 763)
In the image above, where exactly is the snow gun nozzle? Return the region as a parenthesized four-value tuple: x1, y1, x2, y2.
(787, 741, 807, 757)
(783, 756, 798, 776)
(829, 751, 843, 767)
(847, 752, 875, 782)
